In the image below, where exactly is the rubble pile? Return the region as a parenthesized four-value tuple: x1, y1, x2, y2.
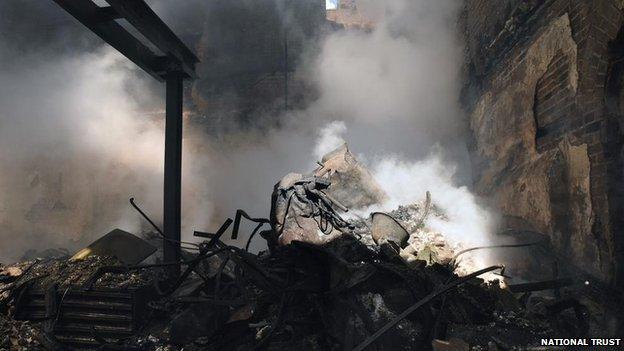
(2, 256, 156, 291)
(0, 315, 42, 350)
(0, 145, 597, 350)
(1, 237, 564, 351)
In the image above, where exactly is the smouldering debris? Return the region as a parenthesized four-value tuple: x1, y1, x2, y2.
(0, 145, 603, 350)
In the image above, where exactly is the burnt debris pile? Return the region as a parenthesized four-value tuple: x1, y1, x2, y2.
(0, 146, 597, 350)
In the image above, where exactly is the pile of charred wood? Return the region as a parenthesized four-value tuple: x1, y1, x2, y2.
(0, 145, 603, 350)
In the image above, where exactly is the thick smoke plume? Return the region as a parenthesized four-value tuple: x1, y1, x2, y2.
(303, 0, 497, 254)
(0, 42, 165, 260)
(177, 0, 497, 256)
(0, 0, 497, 263)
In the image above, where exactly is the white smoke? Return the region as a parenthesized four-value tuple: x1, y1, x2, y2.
(303, 0, 499, 264)
(312, 121, 496, 250)
(313, 121, 347, 160)
(0, 45, 210, 260)
(0, 0, 498, 264)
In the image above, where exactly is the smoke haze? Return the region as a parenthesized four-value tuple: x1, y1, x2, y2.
(0, 0, 497, 263)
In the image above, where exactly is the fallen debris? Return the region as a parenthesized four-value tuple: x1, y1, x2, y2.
(71, 228, 157, 265)
(0, 229, 586, 351)
(313, 143, 387, 210)
(0, 145, 609, 350)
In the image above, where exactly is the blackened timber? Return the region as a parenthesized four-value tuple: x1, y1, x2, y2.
(105, 0, 198, 78)
(507, 278, 575, 293)
(163, 71, 184, 277)
(52, 0, 168, 82)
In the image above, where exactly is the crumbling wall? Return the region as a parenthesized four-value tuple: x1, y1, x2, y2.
(462, 0, 624, 286)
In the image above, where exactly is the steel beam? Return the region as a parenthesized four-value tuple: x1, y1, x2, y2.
(163, 71, 184, 277)
(105, 0, 198, 78)
(90, 6, 122, 23)
(53, 0, 197, 278)
(52, 0, 169, 81)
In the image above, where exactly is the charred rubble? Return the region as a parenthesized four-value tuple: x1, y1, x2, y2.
(0, 146, 602, 351)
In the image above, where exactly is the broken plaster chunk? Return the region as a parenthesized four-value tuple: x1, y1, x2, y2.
(400, 228, 456, 267)
(315, 144, 387, 210)
(432, 338, 470, 351)
(3, 266, 23, 277)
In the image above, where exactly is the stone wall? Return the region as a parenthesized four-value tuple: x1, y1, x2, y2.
(462, 0, 624, 286)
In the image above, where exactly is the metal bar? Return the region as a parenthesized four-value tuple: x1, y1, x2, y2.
(90, 6, 122, 23)
(52, 0, 168, 81)
(163, 71, 184, 277)
(53, 0, 198, 280)
(105, 0, 198, 78)
(231, 209, 271, 240)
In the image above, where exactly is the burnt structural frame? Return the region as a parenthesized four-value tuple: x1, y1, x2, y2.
(52, 0, 199, 277)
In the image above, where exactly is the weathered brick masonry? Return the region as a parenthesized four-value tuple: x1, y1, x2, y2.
(462, 0, 624, 287)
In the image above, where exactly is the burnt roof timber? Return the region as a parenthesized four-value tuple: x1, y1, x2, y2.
(105, 0, 198, 79)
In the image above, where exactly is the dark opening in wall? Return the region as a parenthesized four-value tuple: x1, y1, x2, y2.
(533, 50, 575, 152)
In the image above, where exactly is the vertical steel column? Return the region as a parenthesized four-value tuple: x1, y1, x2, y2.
(163, 70, 184, 277)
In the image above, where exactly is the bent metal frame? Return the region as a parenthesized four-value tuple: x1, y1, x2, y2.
(52, 0, 199, 277)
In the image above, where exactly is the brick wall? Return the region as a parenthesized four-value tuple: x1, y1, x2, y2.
(534, 50, 576, 151)
(462, 0, 624, 286)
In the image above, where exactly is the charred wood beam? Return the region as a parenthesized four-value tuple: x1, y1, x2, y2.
(52, 0, 170, 82)
(104, 0, 198, 78)
(43, 284, 58, 334)
(507, 278, 575, 293)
